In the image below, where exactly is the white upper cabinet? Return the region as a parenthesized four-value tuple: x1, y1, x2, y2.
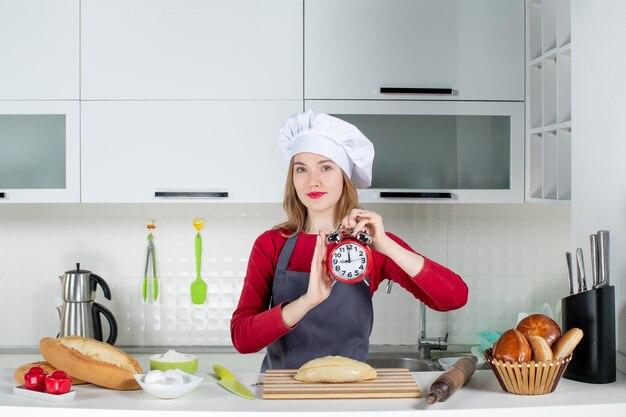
(81, 0, 303, 100)
(0, 101, 80, 203)
(0, 0, 79, 100)
(81, 100, 301, 203)
(307, 100, 525, 204)
(305, 0, 525, 101)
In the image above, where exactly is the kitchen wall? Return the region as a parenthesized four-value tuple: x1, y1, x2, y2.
(572, 1, 626, 372)
(0, 203, 569, 349)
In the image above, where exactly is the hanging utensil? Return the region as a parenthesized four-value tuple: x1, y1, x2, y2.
(190, 218, 207, 305)
(143, 219, 158, 302)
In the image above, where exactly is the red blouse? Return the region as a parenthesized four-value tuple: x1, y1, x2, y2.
(230, 229, 468, 354)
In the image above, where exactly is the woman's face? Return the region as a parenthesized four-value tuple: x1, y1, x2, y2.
(292, 152, 344, 216)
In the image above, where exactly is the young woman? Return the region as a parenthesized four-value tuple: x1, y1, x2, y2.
(230, 110, 468, 371)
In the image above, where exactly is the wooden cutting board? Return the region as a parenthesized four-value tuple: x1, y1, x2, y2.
(262, 368, 420, 399)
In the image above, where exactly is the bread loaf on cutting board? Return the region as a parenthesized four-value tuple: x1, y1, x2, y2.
(40, 336, 142, 390)
(294, 355, 377, 383)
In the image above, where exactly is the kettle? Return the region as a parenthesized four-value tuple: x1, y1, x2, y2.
(57, 263, 118, 345)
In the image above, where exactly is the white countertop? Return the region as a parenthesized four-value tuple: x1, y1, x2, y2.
(2, 353, 625, 416)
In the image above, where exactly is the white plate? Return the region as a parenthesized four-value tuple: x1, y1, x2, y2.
(134, 370, 203, 399)
(13, 386, 76, 402)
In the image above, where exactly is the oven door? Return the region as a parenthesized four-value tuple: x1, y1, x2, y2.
(305, 100, 524, 203)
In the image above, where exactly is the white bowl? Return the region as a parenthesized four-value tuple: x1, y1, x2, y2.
(134, 370, 203, 399)
(438, 355, 484, 371)
(471, 345, 488, 362)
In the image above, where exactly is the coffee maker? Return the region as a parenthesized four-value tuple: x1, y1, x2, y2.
(57, 263, 118, 345)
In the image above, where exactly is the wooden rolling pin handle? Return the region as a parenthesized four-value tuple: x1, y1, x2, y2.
(426, 357, 477, 404)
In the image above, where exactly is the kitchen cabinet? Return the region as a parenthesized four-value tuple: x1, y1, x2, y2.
(526, 0, 571, 202)
(0, 0, 79, 100)
(81, 100, 301, 203)
(81, 0, 302, 100)
(305, 0, 524, 102)
(306, 100, 524, 204)
(0, 101, 80, 203)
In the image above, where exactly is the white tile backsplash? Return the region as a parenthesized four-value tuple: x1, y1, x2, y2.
(0, 203, 570, 348)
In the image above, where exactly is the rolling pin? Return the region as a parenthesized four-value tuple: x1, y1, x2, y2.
(426, 356, 477, 404)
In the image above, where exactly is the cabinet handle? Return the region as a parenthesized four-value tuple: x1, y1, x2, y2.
(380, 87, 454, 95)
(154, 191, 229, 199)
(379, 192, 453, 199)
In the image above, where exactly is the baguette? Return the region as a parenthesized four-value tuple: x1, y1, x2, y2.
(552, 328, 584, 359)
(526, 335, 554, 362)
(14, 361, 88, 385)
(40, 336, 142, 390)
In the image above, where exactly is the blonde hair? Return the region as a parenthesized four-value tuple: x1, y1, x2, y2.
(274, 158, 360, 236)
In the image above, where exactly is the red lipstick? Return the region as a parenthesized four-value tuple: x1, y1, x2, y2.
(306, 192, 326, 199)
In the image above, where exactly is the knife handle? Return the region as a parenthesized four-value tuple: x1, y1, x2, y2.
(597, 230, 610, 287)
(575, 248, 587, 292)
(213, 365, 235, 380)
(590, 234, 599, 288)
(565, 252, 574, 295)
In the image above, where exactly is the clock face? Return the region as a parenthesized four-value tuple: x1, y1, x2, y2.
(329, 241, 369, 282)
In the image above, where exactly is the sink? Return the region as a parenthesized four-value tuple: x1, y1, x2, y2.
(366, 356, 441, 372)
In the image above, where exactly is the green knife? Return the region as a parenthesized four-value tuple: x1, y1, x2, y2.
(213, 365, 255, 400)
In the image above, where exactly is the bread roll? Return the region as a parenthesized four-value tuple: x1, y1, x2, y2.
(492, 329, 532, 363)
(526, 335, 553, 362)
(552, 328, 584, 359)
(14, 361, 88, 385)
(40, 336, 142, 390)
(294, 356, 377, 383)
(516, 314, 561, 347)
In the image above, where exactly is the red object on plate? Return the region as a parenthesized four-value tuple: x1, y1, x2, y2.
(45, 370, 72, 395)
(23, 367, 48, 392)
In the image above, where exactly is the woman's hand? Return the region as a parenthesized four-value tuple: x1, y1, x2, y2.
(281, 232, 334, 328)
(341, 208, 425, 277)
(302, 232, 334, 306)
(340, 208, 392, 252)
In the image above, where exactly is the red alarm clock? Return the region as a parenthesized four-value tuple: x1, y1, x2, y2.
(326, 229, 373, 284)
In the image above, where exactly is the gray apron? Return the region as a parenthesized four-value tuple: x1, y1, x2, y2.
(260, 234, 373, 372)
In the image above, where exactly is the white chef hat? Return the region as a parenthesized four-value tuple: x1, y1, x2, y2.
(277, 110, 375, 188)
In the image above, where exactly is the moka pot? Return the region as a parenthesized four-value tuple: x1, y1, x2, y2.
(57, 263, 118, 345)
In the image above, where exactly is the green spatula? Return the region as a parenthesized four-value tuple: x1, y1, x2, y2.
(191, 218, 207, 304)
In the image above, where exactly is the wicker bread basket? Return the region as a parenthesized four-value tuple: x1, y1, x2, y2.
(484, 348, 573, 395)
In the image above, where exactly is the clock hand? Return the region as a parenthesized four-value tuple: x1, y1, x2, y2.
(347, 248, 352, 263)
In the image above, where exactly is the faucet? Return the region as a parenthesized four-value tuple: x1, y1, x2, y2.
(417, 302, 448, 359)
(385, 282, 448, 359)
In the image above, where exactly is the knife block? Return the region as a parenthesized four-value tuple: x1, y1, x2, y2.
(561, 286, 616, 384)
